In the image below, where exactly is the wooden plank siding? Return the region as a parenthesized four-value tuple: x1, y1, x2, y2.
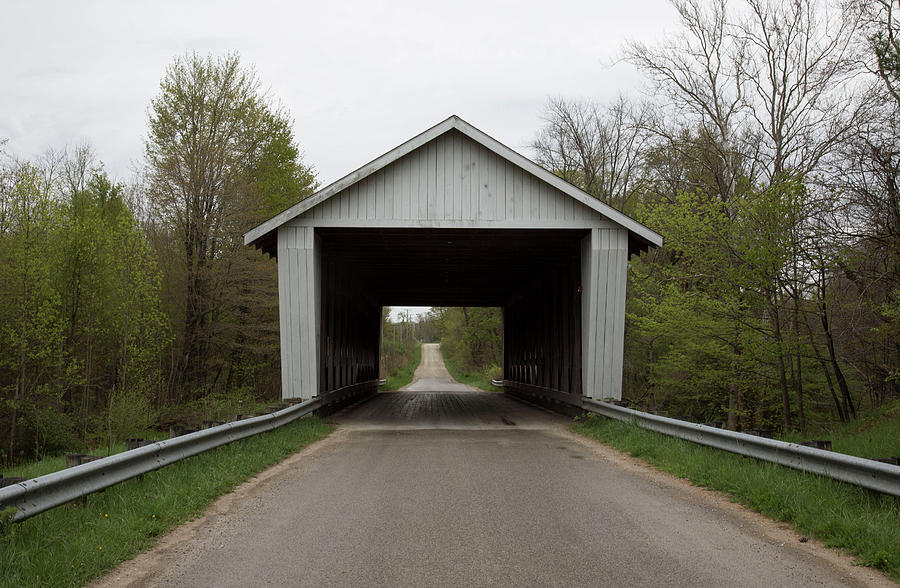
(580, 227, 629, 400)
(277, 226, 320, 400)
(296, 130, 610, 229)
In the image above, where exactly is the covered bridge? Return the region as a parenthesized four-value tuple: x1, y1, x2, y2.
(244, 116, 662, 409)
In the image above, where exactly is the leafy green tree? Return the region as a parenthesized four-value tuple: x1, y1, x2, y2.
(0, 162, 67, 461)
(56, 158, 170, 437)
(432, 307, 502, 377)
(145, 52, 315, 400)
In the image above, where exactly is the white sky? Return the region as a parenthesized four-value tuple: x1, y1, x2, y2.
(2, 0, 678, 321)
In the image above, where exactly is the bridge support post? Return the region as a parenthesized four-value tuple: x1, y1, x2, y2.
(277, 225, 320, 400)
(581, 228, 628, 401)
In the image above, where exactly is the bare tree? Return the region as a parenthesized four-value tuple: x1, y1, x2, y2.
(624, 0, 753, 203)
(856, 0, 900, 109)
(736, 0, 861, 181)
(532, 96, 651, 212)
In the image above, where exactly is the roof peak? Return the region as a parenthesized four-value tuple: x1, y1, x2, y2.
(244, 116, 662, 253)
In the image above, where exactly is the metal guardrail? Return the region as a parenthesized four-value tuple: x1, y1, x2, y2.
(583, 398, 900, 497)
(0, 397, 322, 522)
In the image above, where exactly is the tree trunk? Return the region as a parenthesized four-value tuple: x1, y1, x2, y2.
(793, 302, 806, 432)
(771, 299, 792, 431)
(804, 321, 846, 422)
(728, 335, 742, 430)
(648, 339, 656, 413)
(820, 298, 855, 419)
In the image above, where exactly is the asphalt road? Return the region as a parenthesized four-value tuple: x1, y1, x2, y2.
(96, 344, 892, 587)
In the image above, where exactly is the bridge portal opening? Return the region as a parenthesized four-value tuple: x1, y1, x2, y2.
(381, 306, 501, 384)
(316, 228, 586, 411)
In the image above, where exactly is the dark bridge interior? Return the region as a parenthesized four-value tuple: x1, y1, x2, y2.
(317, 228, 587, 306)
(315, 228, 587, 405)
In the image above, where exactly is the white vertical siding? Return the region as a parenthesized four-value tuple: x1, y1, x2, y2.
(277, 225, 319, 399)
(581, 227, 629, 400)
(295, 130, 609, 226)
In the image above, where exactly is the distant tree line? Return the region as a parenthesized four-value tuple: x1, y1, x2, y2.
(532, 0, 900, 431)
(0, 53, 315, 463)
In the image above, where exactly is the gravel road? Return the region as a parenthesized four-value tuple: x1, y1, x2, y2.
(94, 343, 893, 587)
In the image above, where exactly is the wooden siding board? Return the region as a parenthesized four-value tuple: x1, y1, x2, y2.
(289, 238, 303, 398)
(348, 184, 358, 218)
(277, 230, 293, 398)
(581, 232, 595, 399)
(305, 227, 318, 398)
(364, 176, 375, 219)
(601, 230, 618, 398)
(503, 160, 512, 220)
(386, 160, 398, 220)
(453, 132, 463, 220)
(424, 142, 434, 219)
(529, 173, 541, 219)
(464, 138, 475, 220)
(589, 231, 601, 397)
(298, 242, 310, 396)
(400, 154, 411, 220)
(286, 228, 299, 399)
(609, 230, 628, 399)
(340, 186, 350, 218)
(443, 134, 453, 220)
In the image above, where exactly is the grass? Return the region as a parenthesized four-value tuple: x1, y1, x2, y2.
(2, 432, 170, 481)
(440, 348, 497, 392)
(573, 413, 900, 580)
(777, 398, 900, 460)
(818, 399, 900, 460)
(0, 416, 333, 588)
(379, 342, 422, 391)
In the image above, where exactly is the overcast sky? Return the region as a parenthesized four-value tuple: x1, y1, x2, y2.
(2, 0, 677, 320)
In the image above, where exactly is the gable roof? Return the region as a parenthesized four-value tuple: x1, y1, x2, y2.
(244, 115, 662, 253)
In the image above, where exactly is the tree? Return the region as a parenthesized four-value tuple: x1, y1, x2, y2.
(622, 0, 866, 431)
(145, 52, 315, 400)
(431, 307, 502, 377)
(624, 0, 753, 204)
(0, 161, 66, 461)
(532, 96, 651, 212)
(859, 0, 900, 109)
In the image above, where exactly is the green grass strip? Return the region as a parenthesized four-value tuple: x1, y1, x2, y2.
(0, 416, 333, 588)
(573, 414, 900, 581)
(440, 349, 495, 392)
(781, 399, 900, 461)
(379, 342, 422, 391)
